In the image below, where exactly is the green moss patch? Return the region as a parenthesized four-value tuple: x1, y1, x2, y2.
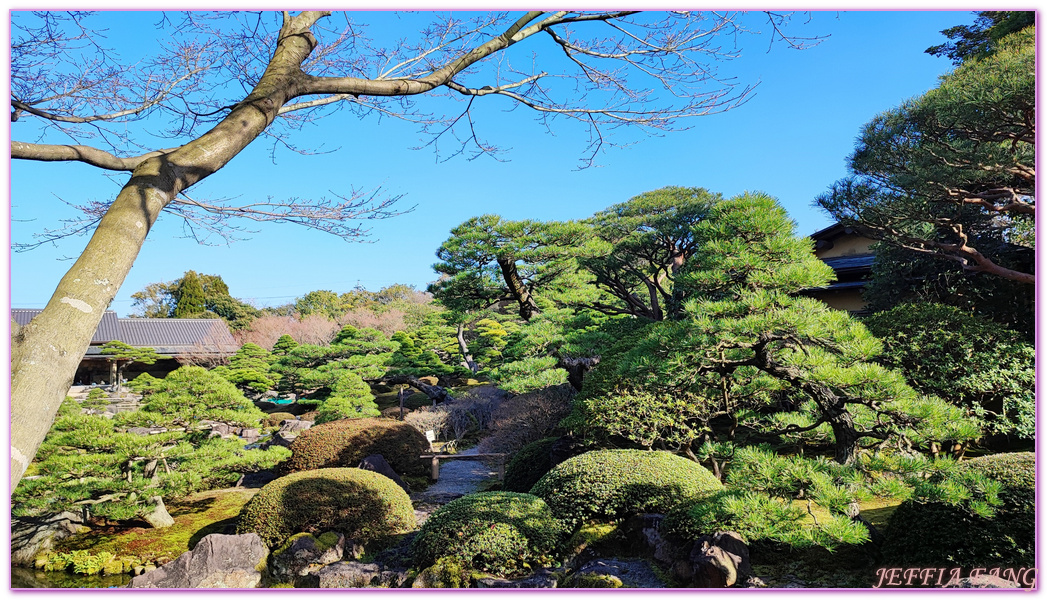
(53, 488, 257, 566)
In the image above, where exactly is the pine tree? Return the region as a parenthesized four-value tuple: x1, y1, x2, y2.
(272, 334, 299, 356)
(571, 193, 977, 464)
(172, 270, 207, 318)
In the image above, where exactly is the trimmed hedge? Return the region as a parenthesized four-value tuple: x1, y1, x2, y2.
(412, 492, 565, 577)
(503, 437, 557, 493)
(264, 412, 297, 427)
(881, 452, 1034, 568)
(283, 417, 428, 477)
(236, 467, 415, 548)
(530, 450, 722, 527)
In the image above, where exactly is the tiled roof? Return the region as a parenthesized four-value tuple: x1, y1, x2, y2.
(11, 309, 121, 344)
(116, 318, 238, 354)
(9, 310, 238, 356)
(822, 254, 875, 273)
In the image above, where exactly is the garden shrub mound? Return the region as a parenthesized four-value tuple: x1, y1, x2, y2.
(530, 450, 722, 528)
(236, 467, 415, 548)
(283, 417, 428, 477)
(264, 412, 297, 427)
(412, 492, 565, 578)
(881, 452, 1035, 568)
(503, 437, 557, 493)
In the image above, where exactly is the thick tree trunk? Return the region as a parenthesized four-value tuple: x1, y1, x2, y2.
(382, 375, 451, 403)
(750, 333, 865, 464)
(557, 356, 600, 392)
(497, 257, 540, 320)
(456, 323, 479, 373)
(9, 11, 327, 490)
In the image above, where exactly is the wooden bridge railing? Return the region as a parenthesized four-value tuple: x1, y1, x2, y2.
(419, 453, 507, 482)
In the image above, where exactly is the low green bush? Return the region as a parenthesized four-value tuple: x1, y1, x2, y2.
(529, 450, 722, 528)
(412, 556, 473, 588)
(283, 417, 428, 477)
(880, 452, 1034, 568)
(412, 492, 565, 577)
(264, 412, 297, 427)
(503, 437, 557, 493)
(236, 467, 415, 548)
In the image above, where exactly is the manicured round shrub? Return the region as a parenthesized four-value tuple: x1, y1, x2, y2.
(530, 450, 722, 527)
(264, 412, 297, 427)
(283, 417, 429, 477)
(503, 437, 557, 493)
(881, 452, 1034, 568)
(236, 467, 415, 548)
(412, 492, 565, 577)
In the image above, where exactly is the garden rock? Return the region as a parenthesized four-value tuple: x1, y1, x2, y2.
(624, 513, 680, 564)
(11, 511, 89, 565)
(691, 543, 738, 587)
(128, 533, 268, 588)
(270, 532, 345, 579)
(700, 531, 750, 578)
(575, 558, 663, 588)
(278, 419, 312, 433)
(268, 431, 299, 448)
(476, 569, 559, 588)
(315, 561, 410, 588)
(142, 496, 175, 529)
(358, 454, 410, 493)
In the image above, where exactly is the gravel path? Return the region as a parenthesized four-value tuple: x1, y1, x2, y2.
(410, 447, 500, 523)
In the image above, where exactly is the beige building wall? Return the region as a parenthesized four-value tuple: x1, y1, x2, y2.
(809, 290, 868, 313)
(816, 235, 874, 259)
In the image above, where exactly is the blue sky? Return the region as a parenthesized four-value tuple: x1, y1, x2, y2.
(9, 10, 978, 315)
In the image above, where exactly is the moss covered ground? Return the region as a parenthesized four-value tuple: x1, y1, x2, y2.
(53, 488, 257, 566)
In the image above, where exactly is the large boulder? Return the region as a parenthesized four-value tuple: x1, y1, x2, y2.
(269, 532, 345, 580)
(142, 496, 175, 529)
(476, 569, 559, 588)
(128, 533, 268, 588)
(357, 454, 410, 493)
(572, 558, 663, 588)
(314, 561, 410, 588)
(11, 511, 89, 565)
(278, 419, 313, 433)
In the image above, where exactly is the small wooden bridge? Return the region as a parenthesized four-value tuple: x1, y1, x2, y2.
(420, 452, 506, 482)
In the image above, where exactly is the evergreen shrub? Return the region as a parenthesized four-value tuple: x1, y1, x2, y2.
(283, 417, 428, 477)
(236, 467, 415, 548)
(503, 437, 557, 493)
(864, 303, 1034, 439)
(529, 450, 722, 527)
(264, 412, 297, 427)
(412, 492, 565, 577)
(880, 452, 1034, 568)
(663, 490, 869, 551)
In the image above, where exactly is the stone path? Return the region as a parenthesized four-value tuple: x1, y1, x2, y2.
(410, 446, 500, 524)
